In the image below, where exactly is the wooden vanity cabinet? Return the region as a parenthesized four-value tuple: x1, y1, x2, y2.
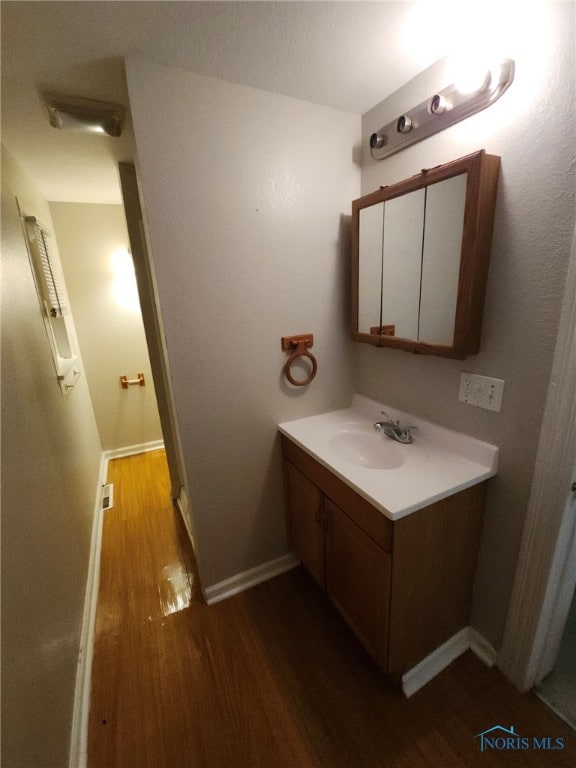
(281, 435, 486, 683)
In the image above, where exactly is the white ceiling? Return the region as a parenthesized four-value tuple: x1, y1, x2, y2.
(1, 1, 436, 204)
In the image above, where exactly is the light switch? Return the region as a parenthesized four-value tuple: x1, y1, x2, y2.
(459, 372, 505, 413)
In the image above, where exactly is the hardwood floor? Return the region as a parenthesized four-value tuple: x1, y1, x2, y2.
(88, 450, 575, 767)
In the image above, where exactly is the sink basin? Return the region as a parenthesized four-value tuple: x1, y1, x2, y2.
(330, 426, 404, 469)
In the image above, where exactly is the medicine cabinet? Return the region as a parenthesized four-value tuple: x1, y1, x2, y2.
(351, 150, 500, 359)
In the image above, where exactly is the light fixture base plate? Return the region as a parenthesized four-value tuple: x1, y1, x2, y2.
(369, 59, 514, 161)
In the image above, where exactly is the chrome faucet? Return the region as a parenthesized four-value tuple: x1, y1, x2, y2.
(373, 411, 418, 444)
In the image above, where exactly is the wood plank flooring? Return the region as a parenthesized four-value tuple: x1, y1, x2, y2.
(88, 449, 576, 767)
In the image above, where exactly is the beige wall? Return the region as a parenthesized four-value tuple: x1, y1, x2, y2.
(50, 202, 162, 452)
(125, 59, 360, 588)
(1, 146, 102, 768)
(358, 4, 576, 647)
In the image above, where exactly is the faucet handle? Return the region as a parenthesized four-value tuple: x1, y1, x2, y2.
(380, 410, 398, 425)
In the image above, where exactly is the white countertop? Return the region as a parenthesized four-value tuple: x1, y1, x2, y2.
(278, 394, 498, 521)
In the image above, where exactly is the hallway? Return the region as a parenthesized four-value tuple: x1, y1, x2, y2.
(88, 450, 576, 767)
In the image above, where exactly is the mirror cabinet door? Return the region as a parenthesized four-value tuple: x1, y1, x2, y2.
(382, 189, 424, 340)
(419, 173, 467, 346)
(358, 203, 384, 335)
(351, 150, 500, 359)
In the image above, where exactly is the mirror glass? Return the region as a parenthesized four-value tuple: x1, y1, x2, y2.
(358, 203, 383, 334)
(355, 173, 468, 344)
(357, 179, 465, 344)
(381, 189, 424, 340)
(419, 174, 467, 345)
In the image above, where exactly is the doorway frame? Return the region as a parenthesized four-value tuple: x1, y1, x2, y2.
(498, 223, 576, 690)
(118, 162, 196, 547)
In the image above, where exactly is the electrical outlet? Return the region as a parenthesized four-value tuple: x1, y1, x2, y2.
(459, 372, 505, 412)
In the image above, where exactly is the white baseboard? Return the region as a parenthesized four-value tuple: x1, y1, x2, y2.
(402, 627, 470, 697)
(69, 453, 107, 768)
(204, 553, 300, 605)
(102, 439, 164, 469)
(401, 626, 496, 698)
(469, 627, 498, 667)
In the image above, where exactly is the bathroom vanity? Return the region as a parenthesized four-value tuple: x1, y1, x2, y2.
(279, 396, 498, 693)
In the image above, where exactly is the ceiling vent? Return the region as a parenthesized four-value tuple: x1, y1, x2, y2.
(44, 94, 124, 137)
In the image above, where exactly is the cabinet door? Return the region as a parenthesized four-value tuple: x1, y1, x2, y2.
(284, 461, 325, 589)
(325, 498, 391, 668)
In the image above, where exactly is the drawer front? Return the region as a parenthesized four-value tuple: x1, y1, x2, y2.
(281, 436, 392, 553)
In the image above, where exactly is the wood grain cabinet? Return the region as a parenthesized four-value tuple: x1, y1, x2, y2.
(281, 435, 486, 685)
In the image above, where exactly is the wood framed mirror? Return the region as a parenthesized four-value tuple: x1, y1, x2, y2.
(351, 150, 500, 359)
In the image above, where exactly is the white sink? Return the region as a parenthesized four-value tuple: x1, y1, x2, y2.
(279, 394, 498, 520)
(330, 424, 405, 469)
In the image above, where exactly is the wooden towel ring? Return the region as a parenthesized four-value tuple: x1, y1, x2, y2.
(281, 334, 317, 387)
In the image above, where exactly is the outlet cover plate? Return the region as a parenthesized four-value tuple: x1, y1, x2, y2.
(459, 372, 505, 412)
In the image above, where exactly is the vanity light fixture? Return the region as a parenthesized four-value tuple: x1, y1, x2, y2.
(44, 93, 125, 137)
(369, 58, 514, 161)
